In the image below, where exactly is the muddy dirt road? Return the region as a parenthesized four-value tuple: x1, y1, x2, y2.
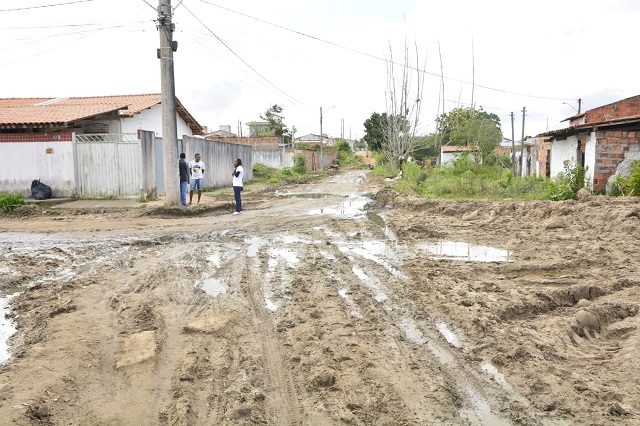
(1, 170, 639, 425)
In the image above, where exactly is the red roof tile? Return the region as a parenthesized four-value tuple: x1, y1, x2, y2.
(0, 94, 205, 134)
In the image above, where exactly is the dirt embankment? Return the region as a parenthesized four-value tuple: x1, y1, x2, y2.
(0, 171, 639, 425)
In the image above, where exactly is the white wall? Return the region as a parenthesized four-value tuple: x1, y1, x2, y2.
(584, 132, 597, 188)
(0, 140, 75, 197)
(441, 151, 477, 166)
(120, 104, 193, 138)
(550, 136, 578, 177)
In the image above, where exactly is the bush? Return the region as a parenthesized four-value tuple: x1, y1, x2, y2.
(611, 160, 640, 196)
(335, 140, 352, 153)
(0, 192, 26, 212)
(293, 155, 307, 174)
(547, 161, 585, 201)
(253, 163, 277, 180)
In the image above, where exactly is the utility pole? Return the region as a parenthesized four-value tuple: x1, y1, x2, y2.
(520, 107, 526, 177)
(157, 0, 179, 204)
(578, 98, 582, 114)
(320, 107, 323, 172)
(510, 112, 516, 177)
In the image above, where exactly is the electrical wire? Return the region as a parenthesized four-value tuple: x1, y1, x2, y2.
(0, 0, 99, 12)
(181, 2, 309, 108)
(195, 0, 577, 103)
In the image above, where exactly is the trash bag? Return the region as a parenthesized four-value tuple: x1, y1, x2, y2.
(31, 179, 52, 200)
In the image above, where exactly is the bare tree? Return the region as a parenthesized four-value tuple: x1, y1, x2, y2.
(381, 40, 427, 169)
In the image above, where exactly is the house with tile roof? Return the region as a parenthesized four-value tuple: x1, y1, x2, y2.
(0, 94, 205, 198)
(0, 94, 204, 136)
(534, 95, 640, 193)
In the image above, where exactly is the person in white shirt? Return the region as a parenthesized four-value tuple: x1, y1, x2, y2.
(189, 153, 205, 205)
(232, 158, 244, 215)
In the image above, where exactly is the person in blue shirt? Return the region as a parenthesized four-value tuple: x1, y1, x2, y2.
(232, 158, 244, 215)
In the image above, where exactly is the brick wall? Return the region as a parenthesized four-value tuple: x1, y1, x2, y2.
(535, 138, 552, 178)
(0, 132, 73, 143)
(593, 130, 639, 191)
(586, 95, 640, 123)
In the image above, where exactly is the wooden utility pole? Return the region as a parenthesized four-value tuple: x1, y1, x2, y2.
(158, 0, 179, 204)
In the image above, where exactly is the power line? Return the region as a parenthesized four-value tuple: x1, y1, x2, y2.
(0, 0, 99, 12)
(181, 2, 308, 108)
(196, 0, 577, 103)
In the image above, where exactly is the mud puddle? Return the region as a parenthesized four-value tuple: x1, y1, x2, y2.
(418, 241, 513, 262)
(0, 294, 17, 363)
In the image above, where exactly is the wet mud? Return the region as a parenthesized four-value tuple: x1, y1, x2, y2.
(0, 171, 638, 425)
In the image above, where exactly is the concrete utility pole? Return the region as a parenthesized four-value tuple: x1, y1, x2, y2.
(510, 112, 516, 177)
(158, 0, 179, 204)
(320, 107, 324, 172)
(520, 107, 526, 177)
(578, 98, 582, 114)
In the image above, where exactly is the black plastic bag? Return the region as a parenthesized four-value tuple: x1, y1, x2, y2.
(31, 179, 52, 200)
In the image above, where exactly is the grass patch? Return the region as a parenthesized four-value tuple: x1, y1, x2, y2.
(0, 192, 26, 212)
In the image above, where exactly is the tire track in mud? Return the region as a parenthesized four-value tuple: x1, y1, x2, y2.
(240, 251, 302, 426)
(314, 222, 521, 425)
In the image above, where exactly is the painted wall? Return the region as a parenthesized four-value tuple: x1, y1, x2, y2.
(253, 149, 295, 169)
(550, 136, 578, 177)
(584, 132, 597, 188)
(441, 151, 477, 166)
(182, 136, 253, 189)
(120, 104, 193, 138)
(0, 133, 75, 197)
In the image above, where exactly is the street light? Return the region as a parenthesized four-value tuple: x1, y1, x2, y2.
(320, 106, 335, 172)
(563, 98, 582, 114)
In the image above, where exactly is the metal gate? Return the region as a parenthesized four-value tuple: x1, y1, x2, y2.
(75, 133, 140, 197)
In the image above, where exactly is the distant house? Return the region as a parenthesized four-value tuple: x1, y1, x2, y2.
(534, 95, 640, 192)
(0, 94, 205, 137)
(295, 133, 336, 146)
(205, 125, 237, 138)
(440, 145, 480, 165)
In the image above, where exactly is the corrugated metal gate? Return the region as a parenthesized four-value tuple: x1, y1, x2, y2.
(75, 133, 140, 197)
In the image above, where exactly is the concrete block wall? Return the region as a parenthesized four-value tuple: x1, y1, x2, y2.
(594, 130, 639, 191)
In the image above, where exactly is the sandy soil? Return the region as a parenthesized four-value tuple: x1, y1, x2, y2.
(0, 169, 639, 425)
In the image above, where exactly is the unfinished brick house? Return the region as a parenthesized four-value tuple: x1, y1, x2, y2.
(535, 95, 640, 192)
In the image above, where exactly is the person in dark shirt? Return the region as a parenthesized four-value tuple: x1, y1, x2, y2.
(179, 153, 190, 206)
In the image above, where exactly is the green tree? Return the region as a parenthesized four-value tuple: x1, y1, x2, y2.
(260, 104, 289, 139)
(363, 112, 388, 152)
(436, 107, 502, 161)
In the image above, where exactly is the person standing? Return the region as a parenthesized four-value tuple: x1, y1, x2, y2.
(232, 158, 244, 215)
(189, 153, 205, 205)
(179, 153, 190, 206)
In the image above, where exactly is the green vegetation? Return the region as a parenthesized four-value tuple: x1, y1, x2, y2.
(0, 192, 26, 212)
(547, 161, 586, 201)
(293, 154, 307, 175)
(250, 162, 313, 184)
(611, 160, 640, 196)
(377, 156, 550, 201)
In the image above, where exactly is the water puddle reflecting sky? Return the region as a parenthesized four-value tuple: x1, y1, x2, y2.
(200, 276, 227, 297)
(418, 241, 513, 263)
(0, 295, 17, 364)
(307, 195, 370, 218)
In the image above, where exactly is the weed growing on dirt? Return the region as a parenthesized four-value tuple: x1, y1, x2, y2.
(611, 160, 640, 196)
(394, 158, 550, 201)
(0, 192, 26, 212)
(250, 163, 314, 185)
(547, 161, 586, 200)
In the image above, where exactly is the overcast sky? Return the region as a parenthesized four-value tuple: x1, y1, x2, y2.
(2, 0, 639, 140)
